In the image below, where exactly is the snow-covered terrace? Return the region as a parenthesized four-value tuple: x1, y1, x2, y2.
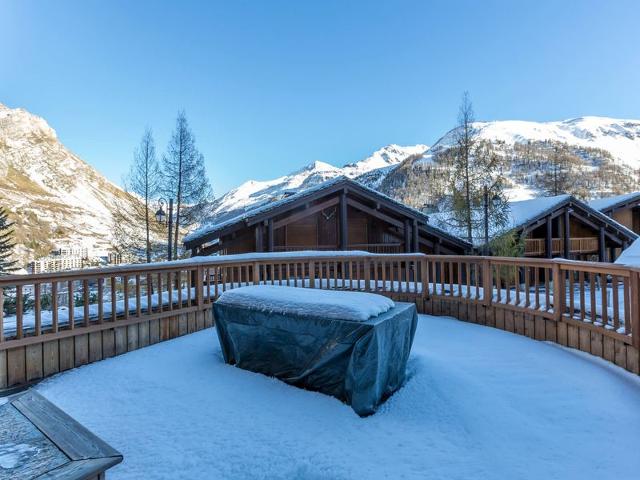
(21, 314, 640, 479)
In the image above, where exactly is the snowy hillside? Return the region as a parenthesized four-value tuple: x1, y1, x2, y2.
(428, 116, 640, 166)
(0, 102, 141, 265)
(208, 144, 427, 223)
(379, 116, 640, 208)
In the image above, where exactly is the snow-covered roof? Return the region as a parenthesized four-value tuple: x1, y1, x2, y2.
(432, 194, 637, 247)
(615, 238, 640, 267)
(185, 177, 471, 249)
(588, 192, 640, 212)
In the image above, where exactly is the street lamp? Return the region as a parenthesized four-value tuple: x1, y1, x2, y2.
(156, 198, 174, 261)
(483, 184, 501, 256)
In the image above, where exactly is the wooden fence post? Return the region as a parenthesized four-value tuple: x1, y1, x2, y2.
(308, 261, 315, 288)
(630, 270, 640, 349)
(482, 258, 492, 306)
(196, 266, 204, 307)
(252, 263, 260, 285)
(552, 262, 563, 322)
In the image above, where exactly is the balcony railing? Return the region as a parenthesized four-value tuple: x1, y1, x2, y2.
(524, 237, 599, 256)
(1, 251, 639, 389)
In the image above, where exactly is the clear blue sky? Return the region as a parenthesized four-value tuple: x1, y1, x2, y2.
(2, 0, 639, 196)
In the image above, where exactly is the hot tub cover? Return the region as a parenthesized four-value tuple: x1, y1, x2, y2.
(213, 287, 418, 416)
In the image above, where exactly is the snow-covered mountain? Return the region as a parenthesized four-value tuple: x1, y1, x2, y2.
(208, 144, 428, 223)
(379, 116, 640, 208)
(0, 103, 140, 266)
(427, 117, 640, 165)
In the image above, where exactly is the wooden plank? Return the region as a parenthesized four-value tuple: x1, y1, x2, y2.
(0, 349, 7, 388)
(7, 347, 26, 386)
(590, 331, 603, 358)
(579, 327, 591, 353)
(115, 327, 127, 355)
(102, 329, 115, 359)
(540, 318, 558, 343)
(127, 324, 138, 351)
(58, 337, 74, 372)
(178, 315, 188, 335)
(603, 336, 615, 363)
(613, 340, 626, 369)
(496, 308, 507, 330)
(88, 332, 102, 363)
(504, 309, 515, 332)
(568, 324, 580, 351)
(35, 457, 122, 480)
(556, 321, 568, 346)
(149, 319, 160, 344)
(25, 343, 43, 382)
(12, 390, 122, 461)
(514, 311, 525, 336)
(138, 321, 150, 347)
(74, 334, 89, 367)
(524, 313, 535, 339)
(534, 315, 545, 340)
(627, 346, 639, 375)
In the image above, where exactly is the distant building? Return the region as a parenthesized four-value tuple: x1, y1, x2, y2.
(28, 255, 84, 274)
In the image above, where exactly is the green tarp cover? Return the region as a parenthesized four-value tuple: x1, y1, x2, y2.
(213, 300, 418, 416)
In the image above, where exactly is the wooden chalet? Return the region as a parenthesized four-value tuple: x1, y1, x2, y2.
(499, 195, 637, 262)
(589, 192, 640, 235)
(184, 177, 472, 256)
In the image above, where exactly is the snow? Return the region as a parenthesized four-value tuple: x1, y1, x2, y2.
(32, 314, 640, 479)
(615, 237, 640, 267)
(589, 191, 640, 212)
(217, 285, 395, 321)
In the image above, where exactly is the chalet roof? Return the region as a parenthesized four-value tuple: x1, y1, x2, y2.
(184, 177, 471, 250)
(588, 192, 640, 213)
(432, 194, 637, 247)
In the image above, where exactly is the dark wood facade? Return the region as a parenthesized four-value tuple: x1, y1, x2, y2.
(185, 178, 471, 256)
(591, 193, 640, 235)
(514, 197, 637, 262)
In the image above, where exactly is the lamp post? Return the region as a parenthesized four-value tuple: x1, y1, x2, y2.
(155, 198, 174, 261)
(483, 184, 501, 256)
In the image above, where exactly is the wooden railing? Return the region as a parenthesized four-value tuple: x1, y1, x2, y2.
(524, 237, 599, 256)
(1, 252, 639, 389)
(273, 243, 404, 254)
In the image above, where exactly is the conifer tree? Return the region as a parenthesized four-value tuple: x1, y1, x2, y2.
(0, 207, 17, 274)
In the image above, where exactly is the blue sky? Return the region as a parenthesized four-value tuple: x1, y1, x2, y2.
(2, 0, 639, 196)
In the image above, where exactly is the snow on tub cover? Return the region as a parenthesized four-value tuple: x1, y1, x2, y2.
(213, 285, 418, 416)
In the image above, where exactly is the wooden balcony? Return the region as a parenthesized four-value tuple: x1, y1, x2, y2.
(524, 237, 599, 256)
(274, 243, 404, 254)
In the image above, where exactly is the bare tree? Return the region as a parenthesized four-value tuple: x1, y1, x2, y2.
(434, 92, 510, 246)
(124, 129, 161, 262)
(162, 111, 212, 259)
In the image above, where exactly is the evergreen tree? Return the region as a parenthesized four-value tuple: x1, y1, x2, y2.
(0, 206, 17, 274)
(162, 111, 213, 259)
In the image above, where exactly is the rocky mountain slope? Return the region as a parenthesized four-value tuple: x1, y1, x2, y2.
(0, 103, 140, 267)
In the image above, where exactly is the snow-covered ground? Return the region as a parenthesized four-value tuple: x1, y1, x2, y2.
(26, 315, 640, 479)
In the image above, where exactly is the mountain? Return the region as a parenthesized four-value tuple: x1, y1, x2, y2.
(0, 103, 140, 267)
(207, 144, 428, 224)
(378, 116, 640, 208)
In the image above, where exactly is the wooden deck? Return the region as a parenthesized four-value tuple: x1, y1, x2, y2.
(0, 252, 639, 391)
